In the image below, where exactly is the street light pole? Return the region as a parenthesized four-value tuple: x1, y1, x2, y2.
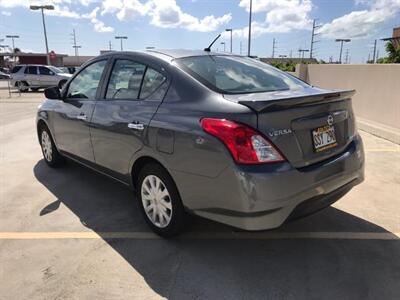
(5, 35, 19, 51)
(115, 36, 128, 51)
(335, 39, 351, 64)
(30, 5, 54, 65)
(247, 0, 252, 56)
(220, 42, 226, 52)
(225, 29, 232, 53)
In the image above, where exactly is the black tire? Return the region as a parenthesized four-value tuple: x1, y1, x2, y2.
(137, 163, 186, 237)
(58, 80, 67, 90)
(39, 125, 65, 168)
(31, 88, 40, 92)
(17, 81, 29, 92)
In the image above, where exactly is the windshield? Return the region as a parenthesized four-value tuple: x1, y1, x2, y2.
(49, 66, 63, 74)
(176, 55, 308, 94)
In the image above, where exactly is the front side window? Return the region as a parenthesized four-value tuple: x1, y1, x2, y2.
(67, 60, 106, 99)
(39, 66, 54, 76)
(140, 68, 166, 99)
(106, 60, 146, 100)
(24, 66, 37, 75)
(176, 56, 308, 94)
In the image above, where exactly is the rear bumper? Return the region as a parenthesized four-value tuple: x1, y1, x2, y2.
(172, 134, 365, 230)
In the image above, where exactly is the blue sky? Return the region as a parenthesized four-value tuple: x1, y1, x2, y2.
(0, 0, 399, 63)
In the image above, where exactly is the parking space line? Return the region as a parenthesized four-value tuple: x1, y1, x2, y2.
(365, 148, 400, 152)
(0, 231, 398, 240)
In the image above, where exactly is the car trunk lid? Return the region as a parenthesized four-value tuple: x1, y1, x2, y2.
(224, 87, 357, 168)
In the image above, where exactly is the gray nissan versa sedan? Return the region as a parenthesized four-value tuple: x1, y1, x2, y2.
(37, 49, 364, 236)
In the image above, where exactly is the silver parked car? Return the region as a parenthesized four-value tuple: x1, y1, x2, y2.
(11, 64, 72, 92)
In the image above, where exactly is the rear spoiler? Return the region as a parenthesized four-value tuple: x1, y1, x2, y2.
(238, 90, 355, 113)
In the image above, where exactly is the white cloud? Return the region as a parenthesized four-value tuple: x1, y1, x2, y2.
(1, 11, 11, 16)
(101, 0, 231, 32)
(226, 0, 313, 39)
(47, 5, 81, 19)
(83, 7, 114, 32)
(0, 0, 229, 33)
(319, 0, 400, 39)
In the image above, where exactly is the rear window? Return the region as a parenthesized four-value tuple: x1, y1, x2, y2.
(176, 56, 308, 94)
(11, 66, 22, 73)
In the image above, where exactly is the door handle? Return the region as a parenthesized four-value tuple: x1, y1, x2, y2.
(128, 122, 144, 130)
(76, 114, 87, 121)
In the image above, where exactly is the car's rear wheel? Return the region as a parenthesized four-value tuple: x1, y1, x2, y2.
(39, 126, 65, 167)
(137, 163, 186, 237)
(17, 81, 29, 92)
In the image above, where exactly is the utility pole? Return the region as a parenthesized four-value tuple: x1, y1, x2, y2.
(271, 38, 276, 58)
(5, 35, 19, 51)
(71, 29, 81, 57)
(108, 41, 112, 51)
(310, 19, 321, 59)
(372, 39, 377, 63)
(247, 0, 252, 56)
(368, 53, 371, 63)
(335, 39, 351, 64)
(345, 49, 349, 64)
(30, 5, 54, 65)
(115, 36, 128, 51)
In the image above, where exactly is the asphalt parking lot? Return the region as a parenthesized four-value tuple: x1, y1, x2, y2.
(0, 90, 399, 299)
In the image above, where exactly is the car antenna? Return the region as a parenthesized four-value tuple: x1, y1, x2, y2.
(204, 34, 221, 52)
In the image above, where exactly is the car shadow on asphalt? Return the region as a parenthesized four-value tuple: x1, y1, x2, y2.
(33, 159, 400, 299)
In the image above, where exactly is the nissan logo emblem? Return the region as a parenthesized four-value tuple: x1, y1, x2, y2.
(327, 115, 334, 126)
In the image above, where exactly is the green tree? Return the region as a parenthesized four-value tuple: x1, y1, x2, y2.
(378, 41, 400, 63)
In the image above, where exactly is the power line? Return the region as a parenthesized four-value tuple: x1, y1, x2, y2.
(271, 38, 276, 58)
(372, 39, 377, 63)
(71, 29, 81, 57)
(310, 19, 321, 59)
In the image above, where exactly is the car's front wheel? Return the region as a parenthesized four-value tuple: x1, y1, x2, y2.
(138, 163, 186, 237)
(39, 126, 65, 167)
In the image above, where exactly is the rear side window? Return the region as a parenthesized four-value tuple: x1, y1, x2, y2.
(11, 66, 22, 73)
(39, 66, 54, 75)
(106, 59, 146, 100)
(24, 66, 37, 75)
(176, 56, 308, 94)
(140, 68, 166, 99)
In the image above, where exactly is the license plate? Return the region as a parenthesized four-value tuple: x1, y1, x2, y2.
(312, 125, 338, 152)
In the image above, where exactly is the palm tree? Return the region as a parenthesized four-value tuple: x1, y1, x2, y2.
(385, 41, 400, 63)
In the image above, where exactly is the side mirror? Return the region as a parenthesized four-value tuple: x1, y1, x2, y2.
(44, 86, 61, 100)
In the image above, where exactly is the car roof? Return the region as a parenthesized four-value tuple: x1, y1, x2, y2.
(99, 49, 236, 62)
(16, 64, 54, 67)
(145, 49, 235, 59)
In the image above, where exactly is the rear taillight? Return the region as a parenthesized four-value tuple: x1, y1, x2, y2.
(201, 118, 285, 164)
